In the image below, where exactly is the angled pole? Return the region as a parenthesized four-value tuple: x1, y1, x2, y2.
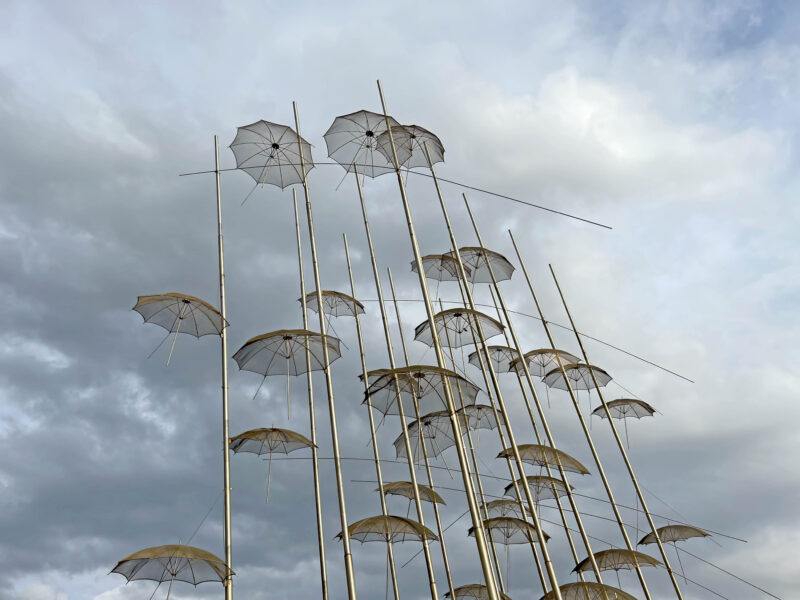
(352, 164, 440, 600)
(343, 234, 401, 600)
(293, 102, 357, 600)
(506, 229, 654, 599)
(293, 191, 329, 600)
(418, 141, 561, 598)
(386, 268, 458, 599)
(377, 80, 500, 600)
(548, 263, 685, 600)
(214, 135, 233, 600)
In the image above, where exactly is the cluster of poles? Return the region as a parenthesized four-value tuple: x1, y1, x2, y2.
(108, 81, 779, 600)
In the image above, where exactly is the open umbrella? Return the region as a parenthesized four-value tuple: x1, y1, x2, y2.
(639, 525, 710, 583)
(411, 254, 469, 282)
(229, 120, 313, 189)
(444, 247, 515, 284)
(381, 124, 445, 169)
(324, 110, 410, 178)
(540, 582, 637, 600)
(468, 517, 549, 545)
(516, 348, 580, 377)
(445, 583, 511, 600)
(593, 398, 657, 448)
(497, 444, 590, 476)
(133, 293, 228, 365)
(543, 363, 612, 391)
(337, 515, 438, 543)
(574, 549, 662, 573)
(503, 475, 573, 502)
(468, 345, 520, 374)
(378, 481, 446, 505)
(414, 308, 504, 348)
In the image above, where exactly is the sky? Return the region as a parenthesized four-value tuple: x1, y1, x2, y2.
(1, 1, 799, 599)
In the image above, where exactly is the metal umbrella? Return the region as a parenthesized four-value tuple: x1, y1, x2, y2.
(482, 499, 526, 520)
(337, 515, 438, 543)
(574, 549, 662, 573)
(503, 475, 573, 503)
(444, 246, 515, 284)
(324, 110, 411, 178)
(445, 583, 512, 600)
(497, 444, 590, 476)
(414, 308, 504, 348)
(540, 582, 637, 600)
(516, 348, 580, 377)
(378, 481, 446, 505)
(232, 329, 342, 417)
(133, 293, 228, 365)
(639, 525, 710, 583)
(111, 544, 233, 599)
(543, 363, 612, 391)
(393, 409, 468, 464)
(229, 120, 314, 189)
(468, 517, 550, 545)
(592, 398, 657, 448)
(301, 289, 365, 318)
(411, 254, 469, 282)
(230, 427, 315, 501)
(468, 345, 520, 374)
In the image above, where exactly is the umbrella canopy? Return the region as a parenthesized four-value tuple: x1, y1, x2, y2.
(482, 499, 526, 519)
(543, 363, 612, 391)
(574, 549, 663, 573)
(378, 481, 446, 505)
(301, 290, 365, 318)
(497, 444, 590, 475)
(468, 346, 521, 374)
(133, 293, 228, 337)
(444, 247, 515, 284)
(364, 365, 480, 416)
(469, 517, 549, 545)
(411, 254, 469, 282)
(390, 124, 445, 169)
(445, 583, 511, 600)
(111, 544, 233, 585)
(337, 515, 438, 543)
(229, 427, 315, 455)
(324, 110, 410, 177)
(457, 404, 501, 431)
(229, 120, 313, 188)
(232, 329, 341, 376)
(540, 582, 638, 600)
(414, 308, 504, 348)
(515, 348, 580, 377)
(593, 398, 657, 420)
(393, 409, 468, 461)
(639, 525, 710, 546)
(503, 475, 573, 502)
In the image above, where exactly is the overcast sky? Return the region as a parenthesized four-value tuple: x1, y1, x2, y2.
(1, 1, 799, 599)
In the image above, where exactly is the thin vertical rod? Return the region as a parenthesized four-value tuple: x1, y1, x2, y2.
(344, 234, 401, 600)
(377, 80, 501, 600)
(214, 135, 233, 600)
(505, 230, 652, 599)
(458, 196, 609, 594)
(293, 102, 357, 600)
(419, 142, 560, 598)
(352, 165, 439, 600)
(386, 268, 457, 599)
(293, 191, 329, 600)
(548, 263, 685, 599)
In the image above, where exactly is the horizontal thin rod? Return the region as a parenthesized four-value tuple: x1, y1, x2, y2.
(358, 298, 694, 383)
(178, 162, 611, 229)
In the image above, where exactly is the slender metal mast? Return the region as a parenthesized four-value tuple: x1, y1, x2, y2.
(352, 165, 440, 600)
(377, 80, 501, 600)
(418, 142, 561, 598)
(292, 102, 357, 600)
(214, 135, 233, 600)
(504, 229, 654, 599)
(293, 191, 329, 600)
(548, 263, 685, 599)
(343, 234, 401, 600)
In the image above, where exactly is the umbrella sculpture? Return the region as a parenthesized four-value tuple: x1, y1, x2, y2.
(111, 544, 233, 599)
(324, 109, 412, 178)
(444, 583, 512, 600)
(411, 254, 470, 282)
(540, 582, 638, 600)
(468, 345, 521, 374)
(232, 329, 342, 418)
(543, 362, 613, 416)
(300, 289, 365, 350)
(482, 499, 526, 519)
(364, 365, 481, 417)
(228, 120, 314, 190)
(639, 525, 710, 583)
(457, 404, 501, 431)
(378, 481, 446, 506)
(469, 517, 550, 587)
(414, 308, 505, 348)
(393, 409, 469, 464)
(337, 515, 438, 543)
(574, 549, 663, 573)
(133, 293, 228, 365)
(230, 427, 315, 501)
(503, 475, 573, 502)
(379, 123, 445, 169)
(593, 398, 657, 448)
(497, 444, 590, 476)
(516, 349, 581, 377)
(444, 246, 515, 284)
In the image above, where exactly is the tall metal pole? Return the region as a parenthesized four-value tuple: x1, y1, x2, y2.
(417, 142, 561, 598)
(352, 165, 440, 600)
(548, 263, 685, 599)
(214, 135, 233, 600)
(457, 195, 612, 596)
(293, 191, 329, 600)
(386, 268, 458, 599)
(504, 230, 654, 599)
(377, 80, 501, 600)
(343, 234, 401, 600)
(292, 102, 357, 600)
